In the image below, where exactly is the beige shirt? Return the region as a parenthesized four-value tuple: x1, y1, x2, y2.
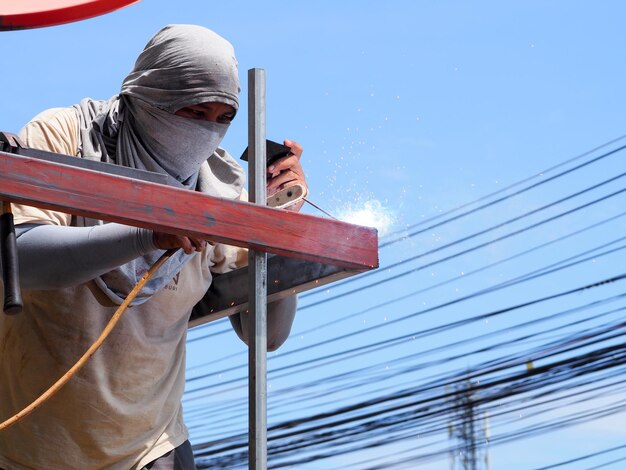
(0, 108, 246, 469)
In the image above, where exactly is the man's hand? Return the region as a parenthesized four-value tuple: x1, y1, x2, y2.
(266, 139, 308, 212)
(152, 232, 207, 254)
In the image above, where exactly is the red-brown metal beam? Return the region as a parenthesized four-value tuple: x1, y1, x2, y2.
(0, 150, 378, 271)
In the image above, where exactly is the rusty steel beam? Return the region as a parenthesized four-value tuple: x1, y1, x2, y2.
(0, 150, 378, 270)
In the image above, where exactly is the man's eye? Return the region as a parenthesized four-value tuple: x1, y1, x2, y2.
(193, 110, 205, 118)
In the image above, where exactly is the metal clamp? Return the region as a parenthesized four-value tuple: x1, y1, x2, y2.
(1, 201, 22, 314)
(0, 133, 24, 314)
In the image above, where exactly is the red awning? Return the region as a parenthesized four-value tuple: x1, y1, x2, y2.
(0, 0, 139, 30)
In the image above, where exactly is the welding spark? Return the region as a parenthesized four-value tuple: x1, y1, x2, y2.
(336, 200, 394, 236)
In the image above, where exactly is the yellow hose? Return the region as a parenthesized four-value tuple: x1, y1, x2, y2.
(0, 248, 178, 431)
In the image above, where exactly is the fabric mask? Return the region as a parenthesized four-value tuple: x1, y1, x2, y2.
(122, 97, 229, 182)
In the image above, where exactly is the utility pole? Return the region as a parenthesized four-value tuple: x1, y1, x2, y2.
(448, 380, 490, 470)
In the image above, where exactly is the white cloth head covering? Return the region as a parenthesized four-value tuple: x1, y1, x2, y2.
(122, 24, 240, 113)
(71, 24, 244, 304)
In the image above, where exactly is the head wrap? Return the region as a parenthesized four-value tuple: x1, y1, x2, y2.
(72, 24, 245, 304)
(116, 24, 240, 183)
(121, 24, 239, 113)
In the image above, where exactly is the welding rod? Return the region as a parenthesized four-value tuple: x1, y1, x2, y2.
(1, 201, 23, 314)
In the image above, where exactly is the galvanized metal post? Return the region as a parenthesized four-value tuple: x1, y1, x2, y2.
(247, 68, 267, 470)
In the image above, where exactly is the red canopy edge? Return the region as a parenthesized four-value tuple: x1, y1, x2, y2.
(0, 0, 140, 31)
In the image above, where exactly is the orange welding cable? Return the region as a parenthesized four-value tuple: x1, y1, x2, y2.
(0, 248, 179, 431)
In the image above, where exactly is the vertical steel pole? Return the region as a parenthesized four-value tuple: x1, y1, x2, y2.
(247, 68, 267, 470)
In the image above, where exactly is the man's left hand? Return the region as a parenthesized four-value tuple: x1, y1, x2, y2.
(266, 139, 307, 212)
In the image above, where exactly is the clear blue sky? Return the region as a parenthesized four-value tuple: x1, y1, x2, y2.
(3, 1, 626, 469)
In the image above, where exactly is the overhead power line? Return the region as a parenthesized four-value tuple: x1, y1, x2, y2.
(301, 184, 626, 309)
(380, 135, 626, 245)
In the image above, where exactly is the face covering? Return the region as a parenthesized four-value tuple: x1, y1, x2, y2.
(123, 97, 229, 182)
(114, 24, 240, 185)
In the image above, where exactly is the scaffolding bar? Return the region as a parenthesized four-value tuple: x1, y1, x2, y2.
(248, 68, 268, 470)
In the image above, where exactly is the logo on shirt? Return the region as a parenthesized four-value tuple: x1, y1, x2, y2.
(165, 273, 181, 291)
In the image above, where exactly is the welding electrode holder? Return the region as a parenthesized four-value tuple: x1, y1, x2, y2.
(1, 201, 22, 315)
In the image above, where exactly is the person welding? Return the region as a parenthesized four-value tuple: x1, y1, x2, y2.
(0, 24, 307, 469)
